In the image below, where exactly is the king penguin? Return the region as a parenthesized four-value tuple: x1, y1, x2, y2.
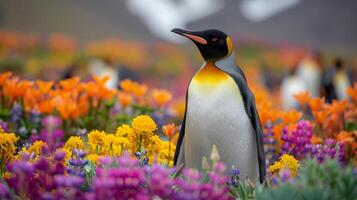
(172, 28, 266, 183)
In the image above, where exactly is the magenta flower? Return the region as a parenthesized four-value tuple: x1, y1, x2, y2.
(0, 182, 11, 200)
(42, 115, 62, 129)
(280, 120, 313, 159)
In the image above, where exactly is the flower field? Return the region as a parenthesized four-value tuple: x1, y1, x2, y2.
(0, 31, 357, 199)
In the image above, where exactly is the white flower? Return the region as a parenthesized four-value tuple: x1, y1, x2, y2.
(210, 144, 220, 162)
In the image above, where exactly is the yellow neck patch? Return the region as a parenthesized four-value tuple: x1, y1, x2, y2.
(226, 37, 233, 56)
(192, 62, 230, 85)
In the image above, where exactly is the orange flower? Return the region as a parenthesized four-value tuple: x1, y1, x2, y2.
(132, 83, 147, 98)
(273, 125, 283, 142)
(162, 123, 177, 139)
(281, 109, 302, 125)
(258, 111, 269, 126)
(91, 75, 117, 100)
(119, 79, 134, 93)
(171, 99, 186, 118)
(53, 93, 78, 119)
(38, 101, 53, 114)
(3, 78, 33, 100)
(59, 77, 80, 91)
(118, 92, 132, 107)
(311, 135, 323, 144)
(119, 79, 147, 99)
(336, 131, 354, 143)
(0, 72, 12, 86)
(329, 100, 347, 114)
(294, 91, 310, 107)
(92, 75, 110, 88)
(36, 80, 54, 94)
(312, 110, 328, 124)
(347, 83, 357, 102)
(259, 110, 281, 126)
(308, 97, 324, 111)
(152, 89, 172, 107)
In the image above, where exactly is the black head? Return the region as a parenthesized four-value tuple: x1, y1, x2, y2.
(171, 28, 233, 62)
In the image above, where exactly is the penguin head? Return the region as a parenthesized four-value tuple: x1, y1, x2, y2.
(171, 28, 233, 62)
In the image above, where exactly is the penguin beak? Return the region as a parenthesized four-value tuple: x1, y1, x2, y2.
(171, 28, 207, 45)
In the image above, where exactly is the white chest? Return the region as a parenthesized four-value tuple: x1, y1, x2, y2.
(184, 75, 259, 179)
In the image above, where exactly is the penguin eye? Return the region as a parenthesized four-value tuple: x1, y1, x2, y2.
(211, 37, 218, 42)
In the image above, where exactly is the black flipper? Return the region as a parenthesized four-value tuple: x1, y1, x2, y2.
(174, 87, 189, 165)
(217, 63, 266, 183)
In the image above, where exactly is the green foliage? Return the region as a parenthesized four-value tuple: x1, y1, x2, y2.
(254, 159, 357, 200)
(230, 180, 256, 200)
(82, 161, 96, 191)
(345, 122, 357, 132)
(256, 184, 300, 200)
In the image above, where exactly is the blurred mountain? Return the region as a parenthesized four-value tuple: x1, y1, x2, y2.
(0, 0, 356, 53)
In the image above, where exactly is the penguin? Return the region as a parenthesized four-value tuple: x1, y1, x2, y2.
(281, 64, 307, 110)
(322, 58, 352, 103)
(171, 28, 266, 183)
(296, 56, 322, 97)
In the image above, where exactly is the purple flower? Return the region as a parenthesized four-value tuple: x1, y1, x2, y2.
(9, 160, 35, 174)
(0, 120, 9, 132)
(280, 120, 313, 159)
(35, 158, 50, 171)
(18, 126, 27, 137)
(54, 150, 67, 161)
(0, 182, 11, 199)
(278, 168, 291, 182)
(263, 122, 278, 164)
(10, 102, 22, 123)
(228, 167, 240, 187)
(29, 109, 41, 125)
(73, 149, 86, 158)
(75, 128, 87, 137)
(40, 128, 64, 150)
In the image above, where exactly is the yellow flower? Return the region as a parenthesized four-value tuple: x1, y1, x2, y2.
(269, 154, 299, 176)
(28, 141, 47, 159)
(269, 162, 283, 173)
(115, 124, 133, 137)
(132, 115, 157, 133)
(158, 140, 176, 166)
(88, 130, 107, 154)
(87, 154, 99, 164)
(0, 132, 18, 175)
(104, 134, 128, 156)
(146, 135, 162, 159)
(3, 171, 12, 180)
(64, 136, 85, 151)
(131, 115, 158, 151)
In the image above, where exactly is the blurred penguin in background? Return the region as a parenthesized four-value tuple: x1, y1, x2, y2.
(296, 52, 323, 97)
(322, 58, 352, 103)
(281, 64, 307, 110)
(88, 57, 139, 89)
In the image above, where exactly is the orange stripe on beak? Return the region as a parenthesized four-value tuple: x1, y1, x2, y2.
(183, 33, 207, 45)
